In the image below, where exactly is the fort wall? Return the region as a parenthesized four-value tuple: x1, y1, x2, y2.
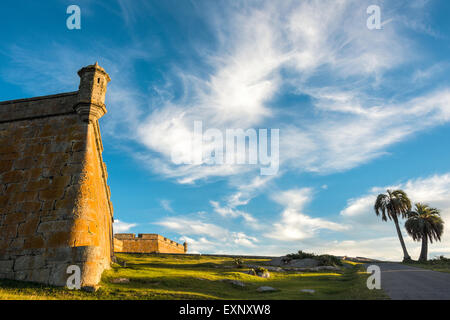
(114, 234, 187, 254)
(0, 63, 113, 287)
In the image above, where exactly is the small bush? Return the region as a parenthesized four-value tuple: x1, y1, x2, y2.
(233, 258, 244, 268)
(317, 254, 342, 267)
(426, 255, 450, 265)
(255, 267, 268, 274)
(286, 250, 315, 260)
(287, 250, 342, 266)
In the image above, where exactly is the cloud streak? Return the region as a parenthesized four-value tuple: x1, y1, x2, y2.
(155, 216, 260, 253)
(132, 0, 450, 184)
(113, 220, 138, 233)
(266, 188, 349, 241)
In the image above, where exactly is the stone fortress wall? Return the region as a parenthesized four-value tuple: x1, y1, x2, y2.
(114, 233, 187, 254)
(0, 63, 113, 287)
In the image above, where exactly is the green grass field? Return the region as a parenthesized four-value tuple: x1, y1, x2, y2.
(0, 253, 388, 300)
(403, 260, 450, 273)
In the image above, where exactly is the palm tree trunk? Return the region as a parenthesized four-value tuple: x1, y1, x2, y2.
(393, 216, 411, 261)
(419, 236, 428, 262)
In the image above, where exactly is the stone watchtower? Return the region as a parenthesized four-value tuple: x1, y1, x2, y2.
(0, 63, 113, 287)
(75, 62, 111, 123)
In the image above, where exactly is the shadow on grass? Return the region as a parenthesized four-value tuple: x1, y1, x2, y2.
(122, 262, 234, 270)
(0, 279, 57, 289)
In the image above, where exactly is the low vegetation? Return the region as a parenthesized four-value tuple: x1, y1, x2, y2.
(286, 250, 343, 266)
(404, 256, 450, 273)
(233, 257, 244, 268)
(0, 253, 387, 300)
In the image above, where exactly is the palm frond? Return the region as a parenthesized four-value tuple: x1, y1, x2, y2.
(404, 203, 444, 243)
(374, 189, 412, 221)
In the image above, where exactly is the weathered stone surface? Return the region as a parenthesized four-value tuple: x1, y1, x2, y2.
(0, 272, 14, 280)
(29, 267, 51, 284)
(249, 261, 340, 273)
(0, 63, 114, 287)
(0, 260, 14, 272)
(23, 235, 45, 250)
(18, 217, 40, 237)
(293, 266, 341, 272)
(311, 266, 341, 271)
(287, 258, 320, 268)
(300, 289, 316, 294)
(45, 247, 72, 262)
(266, 256, 291, 266)
(267, 257, 320, 268)
(247, 265, 283, 272)
(220, 279, 245, 287)
(256, 286, 277, 292)
(258, 270, 271, 278)
(37, 220, 72, 233)
(110, 277, 130, 284)
(73, 246, 103, 262)
(48, 263, 71, 286)
(14, 255, 46, 271)
(242, 268, 271, 278)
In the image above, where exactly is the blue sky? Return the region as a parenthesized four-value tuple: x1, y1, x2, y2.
(1, 0, 450, 260)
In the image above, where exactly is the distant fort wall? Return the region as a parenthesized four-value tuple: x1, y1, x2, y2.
(114, 233, 187, 254)
(0, 63, 113, 287)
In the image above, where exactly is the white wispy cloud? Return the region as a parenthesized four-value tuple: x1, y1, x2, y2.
(266, 188, 349, 241)
(228, 175, 276, 206)
(232, 232, 259, 248)
(155, 217, 228, 238)
(210, 201, 256, 224)
(412, 62, 450, 83)
(132, 0, 450, 184)
(207, 175, 276, 229)
(282, 89, 450, 173)
(113, 219, 138, 233)
(159, 199, 174, 213)
(178, 236, 217, 254)
(3, 1, 446, 186)
(341, 173, 450, 218)
(155, 216, 260, 253)
(341, 195, 375, 217)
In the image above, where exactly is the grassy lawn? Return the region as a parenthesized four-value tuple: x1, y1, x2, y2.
(403, 260, 450, 273)
(0, 253, 388, 300)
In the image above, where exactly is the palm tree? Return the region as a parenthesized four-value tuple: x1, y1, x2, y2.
(374, 189, 412, 261)
(405, 203, 444, 262)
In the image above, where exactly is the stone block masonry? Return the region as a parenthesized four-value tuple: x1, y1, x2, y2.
(114, 234, 187, 254)
(0, 63, 114, 287)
